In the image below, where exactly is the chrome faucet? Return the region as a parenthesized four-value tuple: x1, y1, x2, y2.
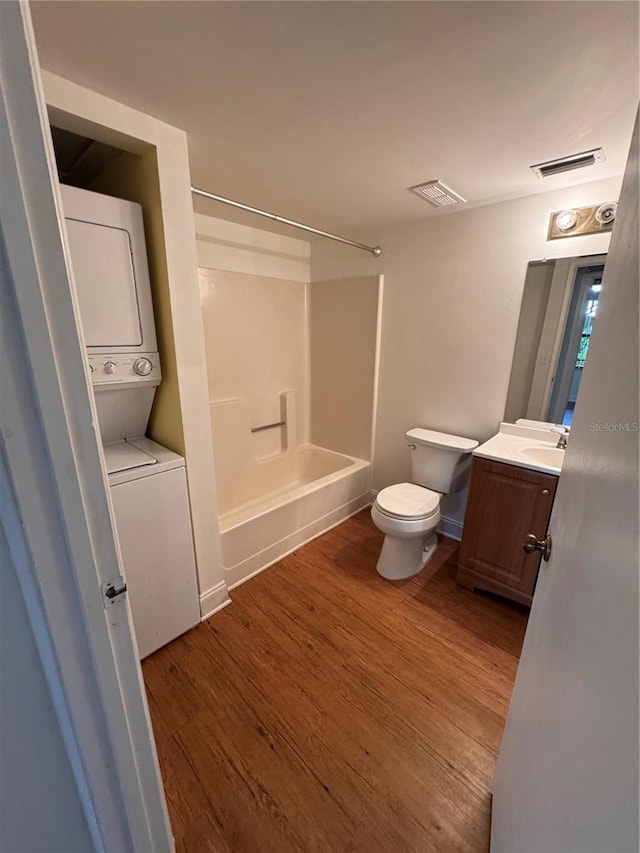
(550, 425, 570, 449)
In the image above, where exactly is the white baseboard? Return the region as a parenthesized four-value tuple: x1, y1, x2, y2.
(438, 514, 464, 542)
(199, 580, 231, 621)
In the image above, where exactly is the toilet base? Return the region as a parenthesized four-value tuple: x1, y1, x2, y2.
(376, 532, 439, 581)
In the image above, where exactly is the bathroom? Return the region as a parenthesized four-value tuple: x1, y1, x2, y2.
(2, 3, 638, 853)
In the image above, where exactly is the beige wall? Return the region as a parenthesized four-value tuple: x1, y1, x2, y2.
(311, 175, 620, 530)
(310, 276, 381, 461)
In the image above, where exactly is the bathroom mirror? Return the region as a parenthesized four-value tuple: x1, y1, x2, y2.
(504, 253, 606, 426)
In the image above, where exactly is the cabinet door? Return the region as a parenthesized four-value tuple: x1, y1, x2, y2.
(458, 458, 557, 603)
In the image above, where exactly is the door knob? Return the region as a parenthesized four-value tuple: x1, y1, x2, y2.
(523, 533, 552, 562)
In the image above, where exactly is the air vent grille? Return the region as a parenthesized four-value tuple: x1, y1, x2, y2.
(531, 148, 605, 178)
(409, 180, 466, 207)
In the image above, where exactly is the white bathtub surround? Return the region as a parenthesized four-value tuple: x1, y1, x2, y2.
(310, 276, 382, 461)
(199, 267, 309, 450)
(220, 445, 371, 588)
(196, 215, 383, 589)
(210, 392, 299, 511)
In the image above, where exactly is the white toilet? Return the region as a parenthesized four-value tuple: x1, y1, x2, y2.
(371, 428, 478, 580)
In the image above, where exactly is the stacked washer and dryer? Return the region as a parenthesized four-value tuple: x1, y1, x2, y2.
(61, 185, 200, 659)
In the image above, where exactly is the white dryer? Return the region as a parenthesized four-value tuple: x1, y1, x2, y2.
(61, 185, 200, 658)
(61, 184, 161, 442)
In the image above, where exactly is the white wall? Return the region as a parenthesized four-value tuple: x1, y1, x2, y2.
(311, 175, 620, 528)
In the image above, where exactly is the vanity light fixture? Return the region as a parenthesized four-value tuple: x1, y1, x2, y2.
(555, 209, 578, 232)
(531, 147, 605, 178)
(595, 201, 617, 225)
(547, 200, 617, 240)
(409, 180, 466, 207)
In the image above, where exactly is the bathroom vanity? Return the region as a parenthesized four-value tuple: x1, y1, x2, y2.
(457, 423, 563, 606)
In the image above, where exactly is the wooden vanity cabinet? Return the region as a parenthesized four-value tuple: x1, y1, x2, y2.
(457, 457, 558, 606)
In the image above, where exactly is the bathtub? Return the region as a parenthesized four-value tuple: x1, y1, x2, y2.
(218, 444, 372, 588)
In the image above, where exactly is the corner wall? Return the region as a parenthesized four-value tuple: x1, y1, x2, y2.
(311, 175, 620, 533)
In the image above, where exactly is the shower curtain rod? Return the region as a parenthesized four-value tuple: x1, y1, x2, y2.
(191, 186, 383, 257)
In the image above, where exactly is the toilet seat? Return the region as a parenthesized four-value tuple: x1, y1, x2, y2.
(375, 483, 440, 520)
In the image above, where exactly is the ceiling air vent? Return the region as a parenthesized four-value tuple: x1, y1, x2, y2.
(409, 180, 466, 207)
(531, 147, 605, 178)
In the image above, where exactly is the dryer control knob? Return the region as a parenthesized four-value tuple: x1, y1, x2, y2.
(103, 361, 117, 375)
(134, 358, 153, 376)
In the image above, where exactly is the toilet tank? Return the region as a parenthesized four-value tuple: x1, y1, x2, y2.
(406, 428, 478, 494)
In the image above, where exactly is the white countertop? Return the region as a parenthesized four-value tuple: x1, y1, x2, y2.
(473, 422, 565, 476)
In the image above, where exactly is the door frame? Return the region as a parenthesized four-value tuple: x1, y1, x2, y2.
(545, 262, 604, 424)
(0, 3, 172, 849)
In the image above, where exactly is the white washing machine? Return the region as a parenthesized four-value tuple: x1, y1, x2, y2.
(61, 185, 200, 658)
(105, 438, 199, 660)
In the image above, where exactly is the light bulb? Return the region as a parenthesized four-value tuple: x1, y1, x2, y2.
(556, 209, 578, 232)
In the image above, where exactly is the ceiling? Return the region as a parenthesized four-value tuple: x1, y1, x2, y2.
(31, 1, 639, 233)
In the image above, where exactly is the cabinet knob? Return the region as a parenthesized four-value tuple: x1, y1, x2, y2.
(542, 488, 550, 495)
(523, 533, 552, 562)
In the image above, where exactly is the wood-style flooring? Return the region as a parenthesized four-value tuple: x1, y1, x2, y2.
(142, 509, 528, 853)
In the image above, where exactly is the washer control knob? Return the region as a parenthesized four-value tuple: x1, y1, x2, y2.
(103, 361, 117, 375)
(134, 357, 153, 376)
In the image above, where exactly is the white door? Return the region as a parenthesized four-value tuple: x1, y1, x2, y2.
(0, 3, 172, 851)
(491, 116, 639, 852)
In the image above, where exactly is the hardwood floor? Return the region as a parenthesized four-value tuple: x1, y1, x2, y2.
(143, 509, 528, 853)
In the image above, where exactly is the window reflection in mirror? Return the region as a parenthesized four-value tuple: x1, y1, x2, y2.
(504, 254, 607, 426)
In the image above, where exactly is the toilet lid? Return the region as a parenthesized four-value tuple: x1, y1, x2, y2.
(376, 483, 440, 518)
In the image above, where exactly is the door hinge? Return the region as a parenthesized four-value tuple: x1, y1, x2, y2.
(101, 575, 127, 608)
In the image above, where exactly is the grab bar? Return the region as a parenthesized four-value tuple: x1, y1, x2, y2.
(250, 420, 286, 434)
